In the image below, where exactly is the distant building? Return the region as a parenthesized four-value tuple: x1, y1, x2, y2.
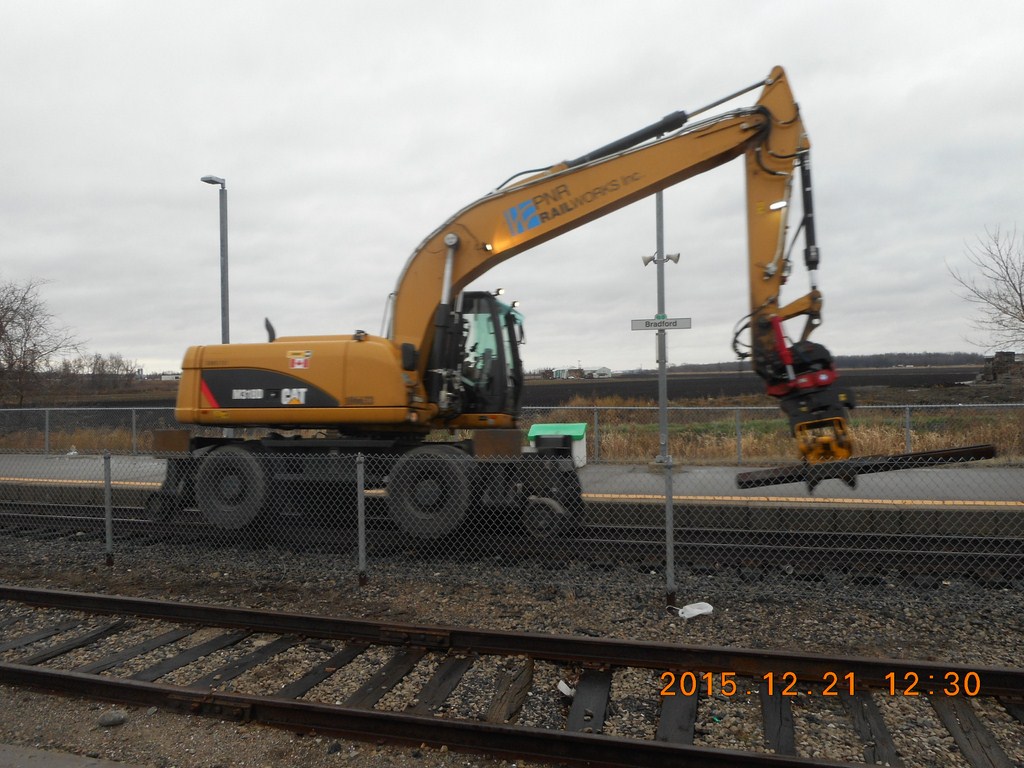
(551, 366, 611, 379)
(976, 351, 1023, 384)
(551, 367, 583, 379)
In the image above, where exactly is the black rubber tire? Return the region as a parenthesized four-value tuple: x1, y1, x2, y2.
(194, 445, 267, 530)
(388, 445, 473, 540)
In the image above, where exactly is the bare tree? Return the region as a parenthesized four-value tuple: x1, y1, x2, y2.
(47, 352, 141, 397)
(85, 352, 140, 390)
(949, 227, 1024, 350)
(0, 278, 80, 405)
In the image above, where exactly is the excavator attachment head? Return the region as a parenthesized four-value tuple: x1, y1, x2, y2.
(760, 331, 857, 466)
(795, 416, 853, 463)
(777, 380, 856, 466)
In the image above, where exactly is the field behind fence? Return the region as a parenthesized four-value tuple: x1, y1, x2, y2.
(0, 404, 1019, 465)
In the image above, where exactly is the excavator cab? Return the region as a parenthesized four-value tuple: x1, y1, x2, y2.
(447, 291, 525, 418)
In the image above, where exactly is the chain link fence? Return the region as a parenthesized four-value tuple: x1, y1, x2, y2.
(2, 403, 1021, 463)
(0, 405, 1021, 592)
(0, 407, 181, 455)
(519, 403, 1024, 466)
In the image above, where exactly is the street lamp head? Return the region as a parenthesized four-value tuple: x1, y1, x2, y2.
(201, 175, 226, 187)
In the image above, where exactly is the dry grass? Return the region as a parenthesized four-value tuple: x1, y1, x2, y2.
(0, 427, 147, 454)
(527, 394, 1023, 464)
(0, 392, 1019, 465)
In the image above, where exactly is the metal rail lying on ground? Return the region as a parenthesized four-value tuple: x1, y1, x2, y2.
(736, 444, 998, 490)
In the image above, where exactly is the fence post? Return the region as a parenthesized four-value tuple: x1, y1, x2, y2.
(593, 406, 600, 463)
(131, 409, 138, 455)
(904, 406, 912, 453)
(735, 409, 743, 465)
(663, 459, 676, 608)
(103, 451, 114, 566)
(357, 453, 367, 586)
(44, 410, 50, 456)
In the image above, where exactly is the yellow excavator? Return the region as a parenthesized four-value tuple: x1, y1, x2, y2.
(153, 67, 869, 536)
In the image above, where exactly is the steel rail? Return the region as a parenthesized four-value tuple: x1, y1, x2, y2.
(3, 587, 1023, 767)
(736, 444, 998, 489)
(2, 586, 1023, 695)
(0, 662, 850, 768)
(2, 512, 1022, 578)
(5, 502, 1022, 555)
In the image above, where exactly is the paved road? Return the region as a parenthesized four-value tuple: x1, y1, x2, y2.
(0, 454, 164, 487)
(0, 453, 1018, 507)
(580, 462, 1023, 506)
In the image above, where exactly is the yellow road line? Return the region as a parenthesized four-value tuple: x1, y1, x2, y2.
(0, 477, 1019, 508)
(0, 476, 161, 489)
(582, 493, 1024, 509)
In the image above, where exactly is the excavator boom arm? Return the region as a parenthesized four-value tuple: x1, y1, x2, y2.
(392, 68, 805, 357)
(390, 65, 852, 461)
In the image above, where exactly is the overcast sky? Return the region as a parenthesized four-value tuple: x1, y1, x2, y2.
(3, 1, 1022, 374)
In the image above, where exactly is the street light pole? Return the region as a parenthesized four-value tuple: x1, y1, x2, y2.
(653, 191, 673, 465)
(642, 190, 680, 607)
(201, 175, 229, 344)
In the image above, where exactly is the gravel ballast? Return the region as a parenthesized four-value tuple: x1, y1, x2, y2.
(1, 533, 1022, 767)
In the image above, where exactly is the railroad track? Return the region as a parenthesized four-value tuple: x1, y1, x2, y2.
(1, 586, 1023, 767)
(1, 501, 1022, 582)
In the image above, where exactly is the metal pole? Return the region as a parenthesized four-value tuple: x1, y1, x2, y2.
(735, 409, 743, 465)
(655, 192, 676, 607)
(203, 175, 233, 439)
(904, 406, 912, 453)
(357, 453, 367, 586)
(103, 451, 113, 567)
(656, 196, 669, 459)
(219, 186, 230, 345)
